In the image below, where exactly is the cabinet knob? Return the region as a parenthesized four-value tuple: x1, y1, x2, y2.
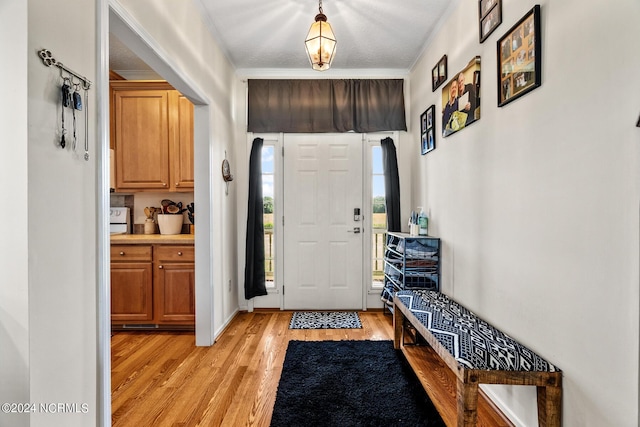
(162, 183, 167, 187)
(159, 265, 164, 269)
(177, 251, 183, 256)
(175, 182, 179, 187)
(119, 251, 125, 256)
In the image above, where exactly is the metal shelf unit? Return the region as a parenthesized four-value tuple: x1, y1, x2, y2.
(382, 232, 440, 312)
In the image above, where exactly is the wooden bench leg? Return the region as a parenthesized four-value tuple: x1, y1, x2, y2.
(537, 385, 562, 427)
(393, 304, 404, 350)
(457, 377, 479, 427)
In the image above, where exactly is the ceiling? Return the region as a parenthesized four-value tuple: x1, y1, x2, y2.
(110, 0, 454, 78)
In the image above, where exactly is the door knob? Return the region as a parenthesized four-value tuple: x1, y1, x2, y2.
(347, 227, 361, 234)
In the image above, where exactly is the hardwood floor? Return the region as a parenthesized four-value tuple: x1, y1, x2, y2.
(111, 310, 511, 427)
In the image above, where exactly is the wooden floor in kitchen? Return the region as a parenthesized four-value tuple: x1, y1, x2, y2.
(111, 310, 511, 427)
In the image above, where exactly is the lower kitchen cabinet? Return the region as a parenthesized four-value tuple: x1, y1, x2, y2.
(111, 262, 153, 321)
(111, 243, 194, 329)
(154, 245, 195, 324)
(111, 245, 153, 322)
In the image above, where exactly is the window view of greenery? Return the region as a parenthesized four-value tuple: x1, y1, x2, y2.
(372, 147, 386, 287)
(262, 146, 275, 288)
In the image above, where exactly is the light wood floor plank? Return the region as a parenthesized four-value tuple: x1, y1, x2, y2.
(112, 310, 510, 426)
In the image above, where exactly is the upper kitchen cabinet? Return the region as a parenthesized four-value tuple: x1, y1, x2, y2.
(173, 94, 194, 189)
(111, 81, 194, 192)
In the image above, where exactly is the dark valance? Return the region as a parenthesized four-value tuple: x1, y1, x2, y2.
(248, 79, 407, 133)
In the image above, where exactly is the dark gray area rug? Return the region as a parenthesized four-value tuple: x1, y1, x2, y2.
(270, 340, 445, 427)
(289, 311, 362, 329)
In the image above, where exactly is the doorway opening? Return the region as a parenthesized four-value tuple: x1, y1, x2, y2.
(100, 2, 217, 423)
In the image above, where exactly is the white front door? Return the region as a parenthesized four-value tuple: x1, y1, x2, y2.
(283, 134, 364, 310)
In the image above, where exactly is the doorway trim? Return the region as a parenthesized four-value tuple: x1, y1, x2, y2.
(98, 1, 216, 424)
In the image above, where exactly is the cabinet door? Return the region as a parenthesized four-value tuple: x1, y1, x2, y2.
(114, 89, 170, 190)
(172, 93, 194, 190)
(154, 262, 195, 324)
(111, 262, 153, 322)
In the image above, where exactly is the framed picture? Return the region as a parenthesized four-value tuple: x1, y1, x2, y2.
(432, 55, 447, 92)
(441, 56, 481, 138)
(497, 5, 541, 107)
(421, 105, 436, 155)
(479, 0, 502, 43)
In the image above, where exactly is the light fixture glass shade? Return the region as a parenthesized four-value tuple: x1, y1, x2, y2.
(305, 15, 336, 71)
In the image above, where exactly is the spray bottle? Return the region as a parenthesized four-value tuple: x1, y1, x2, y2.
(418, 207, 428, 236)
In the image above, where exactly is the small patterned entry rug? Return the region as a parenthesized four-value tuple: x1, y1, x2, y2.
(289, 311, 362, 329)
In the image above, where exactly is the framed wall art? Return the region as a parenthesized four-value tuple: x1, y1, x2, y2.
(479, 0, 502, 43)
(421, 105, 436, 155)
(441, 56, 481, 138)
(497, 5, 541, 107)
(432, 55, 448, 92)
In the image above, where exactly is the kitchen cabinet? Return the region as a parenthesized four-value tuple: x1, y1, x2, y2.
(154, 245, 195, 324)
(110, 242, 194, 329)
(110, 81, 194, 192)
(110, 245, 153, 322)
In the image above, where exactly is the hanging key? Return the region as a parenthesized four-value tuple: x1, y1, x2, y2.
(71, 84, 81, 150)
(73, 86, 82, 111)
(60, 79, 71, 148)
(61, 80, 71, 108)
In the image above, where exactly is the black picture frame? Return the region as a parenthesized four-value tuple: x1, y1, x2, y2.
(421, 105, 436, 155)
(432, 55, 448, 92)
(497, 5, 541, 107)
(479, 0, 502, 43)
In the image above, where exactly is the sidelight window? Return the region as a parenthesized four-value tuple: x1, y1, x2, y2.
(371, 145, 386, 288)
(262, 145, 276, 289)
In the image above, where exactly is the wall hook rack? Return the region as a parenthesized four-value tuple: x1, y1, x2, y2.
(38, 49, 92, 160)
(38, 49, 92, 89)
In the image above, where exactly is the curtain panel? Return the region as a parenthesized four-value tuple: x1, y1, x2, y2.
(248, 79, 407, 133)
(244, 138, 268, 300)
(381, 137, 401, 232)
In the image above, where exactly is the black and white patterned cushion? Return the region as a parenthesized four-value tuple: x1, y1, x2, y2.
(396, 290, 560, 372)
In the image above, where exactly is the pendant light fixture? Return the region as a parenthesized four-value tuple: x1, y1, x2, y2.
(304, 0, 336, 71)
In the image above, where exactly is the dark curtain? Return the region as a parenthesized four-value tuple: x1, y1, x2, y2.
(380, 137, 401, 232)
(244, 138, 268, 300)
(248, 79, 407, 133)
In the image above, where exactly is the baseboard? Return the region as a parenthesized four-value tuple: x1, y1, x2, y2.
(213, 308, 240, 341)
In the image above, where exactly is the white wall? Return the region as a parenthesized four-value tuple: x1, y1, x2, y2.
(407, 0, 640, 425)
(22, 0, 98, 425)
(114, 0, 239, 337)
(0, 1, 29, 427)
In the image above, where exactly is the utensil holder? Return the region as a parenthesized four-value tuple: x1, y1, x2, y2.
(157, 214, 183, 235)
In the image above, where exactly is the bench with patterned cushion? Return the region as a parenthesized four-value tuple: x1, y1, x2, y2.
(393, 289, 562, 426)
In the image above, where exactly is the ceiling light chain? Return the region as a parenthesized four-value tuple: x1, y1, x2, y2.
(304, 0, 337, 71)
